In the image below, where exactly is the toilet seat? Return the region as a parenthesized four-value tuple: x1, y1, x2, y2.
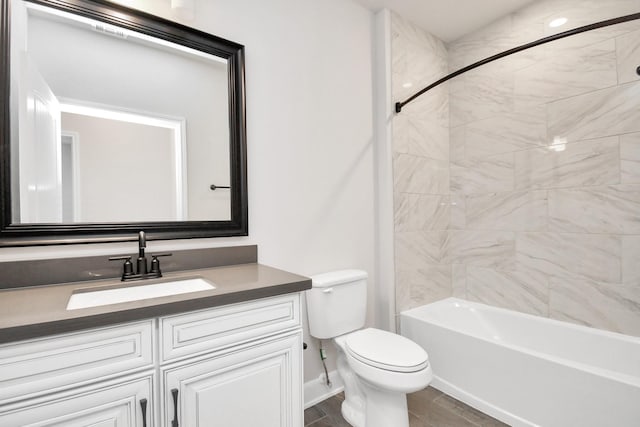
(345, 328, 428, 373)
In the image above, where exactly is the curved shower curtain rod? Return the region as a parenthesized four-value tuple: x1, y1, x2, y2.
(395, 12, 640, 113)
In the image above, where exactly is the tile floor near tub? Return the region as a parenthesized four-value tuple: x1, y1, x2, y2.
(304, 387, 508, 427)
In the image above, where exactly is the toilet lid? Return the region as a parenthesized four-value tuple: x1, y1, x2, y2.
(345, 328, 429, 373)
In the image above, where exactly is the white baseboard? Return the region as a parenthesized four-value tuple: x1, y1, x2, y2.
(304, 370, 344, 409)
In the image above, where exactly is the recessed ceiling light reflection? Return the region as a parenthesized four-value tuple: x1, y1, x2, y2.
(402, 82, 413, 88)
(549, 136, 567, 152)
(549, 17, 568, 28)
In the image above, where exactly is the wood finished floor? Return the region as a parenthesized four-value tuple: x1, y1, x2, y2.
(304, 386, 509, 427)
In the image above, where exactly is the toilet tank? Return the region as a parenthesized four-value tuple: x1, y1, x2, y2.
(306, 270, 368, 339)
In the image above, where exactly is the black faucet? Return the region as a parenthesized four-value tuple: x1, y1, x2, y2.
(109, 231, 172, 281)
(137, 231, 148, 275)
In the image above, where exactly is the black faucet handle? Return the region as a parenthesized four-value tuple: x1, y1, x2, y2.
(151, 252, 173, 258)
(109, 255, 134, 279)
(150, 253, 172, 275)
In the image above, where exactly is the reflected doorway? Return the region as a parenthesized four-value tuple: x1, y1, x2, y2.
(60, 131, 79, 222)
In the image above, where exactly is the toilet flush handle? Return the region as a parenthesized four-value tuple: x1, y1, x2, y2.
(322, 287, 334, 293)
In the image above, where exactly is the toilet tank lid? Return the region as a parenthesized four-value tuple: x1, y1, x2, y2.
(311, 270, 368, 288)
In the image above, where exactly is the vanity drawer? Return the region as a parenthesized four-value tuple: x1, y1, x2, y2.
(0, 320, 154, 404)
(160, 293, 301, 363)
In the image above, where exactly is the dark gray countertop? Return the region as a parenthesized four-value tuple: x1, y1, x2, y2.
(0, 263, 311, 344)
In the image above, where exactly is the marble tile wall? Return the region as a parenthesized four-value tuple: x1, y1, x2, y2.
(391, 13, 452, 313)
(447, 0, 640, 336)
(391, 1, 640, 336)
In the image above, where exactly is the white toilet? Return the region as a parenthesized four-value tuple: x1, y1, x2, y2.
(306, 270, 432, 427)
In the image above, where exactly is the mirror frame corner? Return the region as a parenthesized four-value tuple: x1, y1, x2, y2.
(0, 0, 248, 247)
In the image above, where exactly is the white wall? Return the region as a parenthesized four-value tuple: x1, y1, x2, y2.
(2, 0, 378, 389)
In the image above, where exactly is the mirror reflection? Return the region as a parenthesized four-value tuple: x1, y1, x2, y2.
(10, 1, 231, 224)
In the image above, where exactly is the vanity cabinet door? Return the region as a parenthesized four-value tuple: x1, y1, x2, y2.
(162, 331, 302, 427)
(0, 374, 153, 427)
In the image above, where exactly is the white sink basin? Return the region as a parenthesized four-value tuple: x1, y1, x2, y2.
(66, 277, 215, 310)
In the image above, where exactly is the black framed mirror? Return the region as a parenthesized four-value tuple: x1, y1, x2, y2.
(0, 0, 248, 246)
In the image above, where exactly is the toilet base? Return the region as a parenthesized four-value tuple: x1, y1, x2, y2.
(359, 380, 411, 427)
(341, 398, 365, 427)
(338, 379, 412, 427)
(337, 344, 366, 427)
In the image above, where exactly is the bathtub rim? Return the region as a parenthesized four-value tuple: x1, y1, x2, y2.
(400, 297, 640, 388)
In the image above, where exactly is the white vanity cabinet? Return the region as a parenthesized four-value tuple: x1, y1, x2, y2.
(159, 294, 303, 427)
(0, 292, 303, 427)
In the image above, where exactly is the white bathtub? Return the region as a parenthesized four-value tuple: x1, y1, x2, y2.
(400, 298, 640, 427)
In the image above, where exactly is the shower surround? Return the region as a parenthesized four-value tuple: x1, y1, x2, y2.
(391, 0, 640, 336)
